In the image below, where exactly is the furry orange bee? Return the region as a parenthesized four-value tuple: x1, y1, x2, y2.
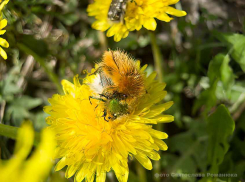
(89, 50, 146, 121)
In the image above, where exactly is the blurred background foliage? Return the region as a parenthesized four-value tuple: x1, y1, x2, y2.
(0, 0, 245, 181)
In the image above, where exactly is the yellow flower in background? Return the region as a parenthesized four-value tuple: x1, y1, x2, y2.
(44, 58, 174, 182)
(87, 0, 186, 42)
(0, 122, 56, 182)
(0, 0, 9, 60)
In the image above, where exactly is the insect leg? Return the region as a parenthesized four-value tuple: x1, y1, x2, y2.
(89, 96, 106, 105)
(99, 94, 109, 99)
(102, 109, 109, 122)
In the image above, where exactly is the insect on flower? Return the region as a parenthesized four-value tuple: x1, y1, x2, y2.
(89, 50, 146, 121)
(44, 49, 174, 182)
(88, 0, 187, 42)
(108, 0, 130, 22)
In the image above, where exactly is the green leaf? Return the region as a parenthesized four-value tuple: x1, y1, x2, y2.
(168, 120, 208, 174)
(215, 32, 245, 72)
(7, 96, 42, 125)
(0, 74, 21, 101)
(220, 55, 235, 90)
(194, 53, 235, 114)
(0, 64, 22, 102)
(33, 112, 48, 131)
(207, 105, 235, 173)
(208, 54, 223, 85)
(193, 80, 218, 114)
(13, 96, 42, 110)
(58, 13, 79, 26)
(233, 161, 245, 182)
(208, 54, 235, 90)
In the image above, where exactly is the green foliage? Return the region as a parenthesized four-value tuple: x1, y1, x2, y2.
(193, 80, 218, 115)
(0, 67, 22, 102)
(18, 34, 49, 58)
(207, 105, 235, 174)
(167, 119, 208, 176)
(208, 54, 235, 90)
(215, 32, 245, 72)
(6, 96, 42, 125)
(194, 53, 236, 114)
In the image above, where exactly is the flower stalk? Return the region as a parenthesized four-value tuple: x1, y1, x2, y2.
(149, 31, 166, 182)
(149, 31, 165, 82)
(136, 162, 147, 182)
(0, 124, 40, 146)
(98, 31, 108, 52)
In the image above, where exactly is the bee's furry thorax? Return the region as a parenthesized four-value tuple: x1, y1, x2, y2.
(98, 50, 145, 99)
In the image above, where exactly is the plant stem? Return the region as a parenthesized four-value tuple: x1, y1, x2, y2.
(149, 31, 165, 82)
(149, 31, 166, 182)
(98, 31, 108, 52)
(0, 124, 18, 140)
(0, 124, 40, 146)
(136, 162, 147, 182)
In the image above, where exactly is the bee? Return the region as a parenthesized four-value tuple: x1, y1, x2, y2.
(89, 50, 146, 121)
(108, 0, 129, 22)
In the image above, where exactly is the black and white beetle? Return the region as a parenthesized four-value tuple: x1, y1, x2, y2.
(108, 0, 129, 22)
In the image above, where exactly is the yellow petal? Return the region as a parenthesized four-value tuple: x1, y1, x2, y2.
(143, 18, 157, 31)
(15, 122, 34, 160)
(168, 0, 180, 5)
(145, 150, 160, 160)
(92, 20, 110, 31)
(0, 30, 6, 35)
(61, 80, 75, 96)
(75, 166, 86, 182)
(144, 101, 174, 118)
(96, 172, 106, 182)
(0, 0, 9, 11)
(114, 33, 123, 42)
(156, 12, 173, 22)
(0, 19, 7, 30)
(0, 38, 9, 48)
(153, 115, 174, 123)
(0, 46, 7, 59)
(165, 7, 187, 17)
(106, 24, 118, 37)
(113, 163, 129, 182)
(134, 152, 152, 170)
(154, 139, 168, 151)
(148, 129, 168, 139)
(65, 165, 78, 178)
(21, 127, 56, 182)
(55, 157, 67, 171)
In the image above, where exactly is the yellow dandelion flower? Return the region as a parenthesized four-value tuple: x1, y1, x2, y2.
(0, 122, 56, 182)
(44, 52, 174, 182)
(0, 0, 9, 60)
(87, 0, 186, 42)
